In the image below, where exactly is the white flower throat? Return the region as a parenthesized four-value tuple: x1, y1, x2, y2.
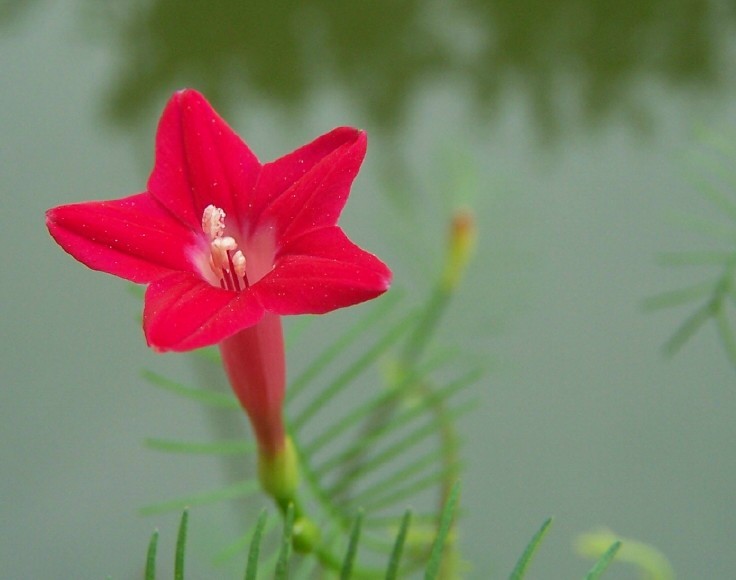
(201, 204, 249, 291)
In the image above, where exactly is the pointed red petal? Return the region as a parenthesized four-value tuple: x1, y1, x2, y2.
(255, 226, 391, 314)
(254, 128, 367, 244)
(147, 89, 261, 231)
(143, 272, 265, 351)
(46, 193, 193, 283)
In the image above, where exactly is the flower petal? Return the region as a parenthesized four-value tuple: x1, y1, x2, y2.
(143, 272, 265, 351)
(46, 193, 193, 283)
(147, 89, 261, 231)
(255, 226, 391, 314)
(254, 128, 367, 243)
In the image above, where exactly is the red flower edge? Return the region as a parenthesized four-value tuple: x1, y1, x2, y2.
(46, 89, 392, 352)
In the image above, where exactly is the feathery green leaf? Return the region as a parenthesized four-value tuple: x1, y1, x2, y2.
(287, 292, 402, 404)
(215, 517, 275, 564)
(509, 517, 553, 580)
(424, 481, 461, 580)
(301, 354, 456, 458)
(145, 529, 159, 580)
(285, 315, 316, 350)
(175, 509, 188, 580)
(275, 504, 296, 580)
(345, 451, 444, 510)
(142, 370, 239, 409)
(663, 300, 717, 356)
(584, 541, 621, 580)
(244, 509, 269, 580)
(340, 510, 364, 579)
(192, 346, 220, 364)
(385, 510, 412, 580)
(361, 466, 459, 513)
(144, 438, 252, 456)
(642, 280, 716, 310)
(322, 401, 474, 491)
(140, 481, 259, 515)
(291, 310, 417, 433)
(715, 301, 736, 367)
(366, 512, 437, 527)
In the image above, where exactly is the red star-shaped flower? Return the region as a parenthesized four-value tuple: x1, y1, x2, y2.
(46, 89, 391, 352)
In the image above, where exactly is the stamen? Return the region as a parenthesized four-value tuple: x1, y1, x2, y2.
(231, 251, 246, 280)
(210, 237, 237, 272)
(202, 205, 226, 239)
(200, 205, 250, 291)
(221, 267, 234, 291)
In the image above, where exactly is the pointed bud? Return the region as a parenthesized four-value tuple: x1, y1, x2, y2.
(441, 208, 476, 292)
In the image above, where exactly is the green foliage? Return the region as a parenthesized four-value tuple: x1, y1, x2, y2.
(144, 438, 253, 456)
(141, 285, 480, 574)
(340, 510, 364, 579)
(576, 529, 673, 580)
(244, 510, 268, 580)
(131, 202, 633, 578)
(143, 499, 462, 580)
(175, 509, 188, 580)
(648, 129, 736, 368)
(424, 481, 461, 580)
(275, 504, 295, 579)
(145, 529, 159, 580)
(385, 511, 412, 580)
(140, 503, 630, 579)
(509, 517, 553, 580)
(140, 480, 259, 516)
(583, 541, 621, 580)
(142, 369, 239, 409)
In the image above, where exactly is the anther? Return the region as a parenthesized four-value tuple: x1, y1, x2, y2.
(200, 205, 250, 291)
(202, 205, 226, 239)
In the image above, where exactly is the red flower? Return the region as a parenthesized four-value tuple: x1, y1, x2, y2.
(46, 89, 391, 352)
(46, 89, 391, 459)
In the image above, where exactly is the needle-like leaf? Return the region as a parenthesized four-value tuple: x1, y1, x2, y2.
(301, 354, 454, 458)
(144, 438, 252, 456)
(642, 280, 716, 310)
(321, 400, 474, 488)
(244, 509, 269, 580)
(145, 529, 159, 580)
(140, 481, 259, 515)
(663, 300, 717, 356)
(291, 310, 416, 433)
(275, 504, 296, 580)
(509, 517, 553, 580)
(584, 541, 622, 580)
(424, 481, 460, 580)
(343, 450, 443, 509)
(385, 510, 412, 580)
(361, 466, 459, 513)
(175, 509, 188, 580)
(340, 510, 364, 579)
(287, 292, 401, 404)
(142, 370, 239, 409)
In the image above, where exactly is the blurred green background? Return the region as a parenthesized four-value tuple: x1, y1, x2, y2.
(2, 1, 735, 577)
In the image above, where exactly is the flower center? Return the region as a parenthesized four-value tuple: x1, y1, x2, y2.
(201, 205, 249, 291)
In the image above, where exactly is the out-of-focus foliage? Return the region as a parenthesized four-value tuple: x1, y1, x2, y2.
(3, 1, 733, 137)
(647, 130, 736, 369)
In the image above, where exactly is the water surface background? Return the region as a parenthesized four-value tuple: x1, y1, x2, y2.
(2, 1, 736, 577)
